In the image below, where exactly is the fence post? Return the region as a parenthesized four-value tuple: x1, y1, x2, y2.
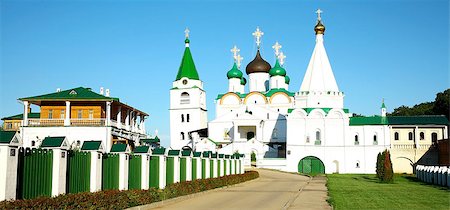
(132, 146, 150, 190)
(193, 152, 201, 180)
(80, 141, 104, 193)
(0, 134, 20, 201)
(181, 150, 192, 182)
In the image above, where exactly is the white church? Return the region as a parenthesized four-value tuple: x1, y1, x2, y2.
(169, 10, 445, 174)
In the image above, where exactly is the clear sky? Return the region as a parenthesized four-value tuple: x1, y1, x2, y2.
(1, 0, 449, 147)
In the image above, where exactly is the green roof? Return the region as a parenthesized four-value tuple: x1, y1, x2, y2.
(265, 88, 295, 97)
(216, 92, 248, 100)
(287, 108, 350, 114)
(181, 150, 192, 156)
(193, 152, 201, 157)
(41, 136, 65, 147)
(81, 141, 102, 150)
(350, 115, 448, 126)
(225, 155, 230, 159)
(219, 154, 224, 158)
(110, 144, 127, 152)
(269, 59, 286, 77)
(2, 113, 40, 120)
(211, 153, 218, 158)
(141, 136, 160, 144)
(175, 44, 199, 81)
(152, 147, 166, 155)
(227, 63, 243, 79)
(168, 150, 180, 156)
(19, 87, 119, 102)
(202, 151, 211, 158)
(349, 116, 387, 125)
(0, 131, 16, 144)
(134, 146, 150, 153)
(240, 77, 247, 85)
(285, 75, 290, 84)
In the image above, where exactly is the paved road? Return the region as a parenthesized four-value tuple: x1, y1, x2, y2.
(148, 169, 331, 210)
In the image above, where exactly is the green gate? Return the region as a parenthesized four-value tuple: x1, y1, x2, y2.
(149, 156, 160, 188)
(16, 148, 53, 199)
(67, 151, 91, 194)
(166, 157, 174, 185)
(128, 155, 142, 190)
(201, 159, 206, 179)
(192, 159, 197, 180)
(102, 153, 119, 190)
(217, 160, 221, 177)
(180, 158, 187, 182)
(298, 156, 325, 175)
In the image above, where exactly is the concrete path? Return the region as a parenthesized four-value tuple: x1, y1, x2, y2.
(144, 169, 331, 210)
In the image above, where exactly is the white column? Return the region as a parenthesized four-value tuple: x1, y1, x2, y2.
(414, 126, 419, 149)
(23, 101, 29, 126)
(186, 157, 192, 181)
(0, 146, 18, 201)
(116, 106, 122, 129)
(174, 156, 180, 183)
(141, 154, 150, 190)
(90, 151, 102, 192)
(159, 156, 166, 189)
(106, 101, 111, 126)
(64, 101, 71, 126)
(118, 153, 129, 190)
(51, 149, 67, 197)
(125, 110, 130, 131)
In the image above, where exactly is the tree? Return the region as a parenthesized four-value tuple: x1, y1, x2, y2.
(433, 89, 449, 120)
(376, 150, 394, 183)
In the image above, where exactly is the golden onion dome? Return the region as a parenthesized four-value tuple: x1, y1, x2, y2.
(314, 20, 325, 35)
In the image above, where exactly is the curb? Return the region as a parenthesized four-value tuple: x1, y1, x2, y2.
(127, 175, 260, 210)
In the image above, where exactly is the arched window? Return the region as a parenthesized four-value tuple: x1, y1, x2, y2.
(187, 114, 190, 122)
(394, 132, 399, 140)
(315, 130, 321, 145)
(354, 135, 359, 145)
(408, 132, 413, 140)
(356, 161, 360, 168)
(420, 132, 425, 140)
(431, 132, 438, 142)
(180, 132, 185, 140)
(180, 92, 190, 104)
(373, 134, 378, 145)
(31, 141, 35, 147)
(181, 114, 184, 122)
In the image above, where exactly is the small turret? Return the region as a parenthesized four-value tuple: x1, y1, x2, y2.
(381, 99, 387, 117)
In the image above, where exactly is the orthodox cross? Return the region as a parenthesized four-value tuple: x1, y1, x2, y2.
(278, 52, 286, 66)
(316, 9, 323, 21)
(272, 42, 282, 56)
(252, 27, 264, 48)
(231, 45, 240, 60)
(236, 54, 243, 69)
(185, 28, 190, 38)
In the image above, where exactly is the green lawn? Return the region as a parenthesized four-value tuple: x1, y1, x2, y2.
(327, 174, 450, 210)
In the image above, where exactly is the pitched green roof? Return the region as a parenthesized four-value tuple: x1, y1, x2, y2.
(81, 141, 102, 150)
(193, 152, 201, 157)
(181, 150, 192, 156)
(110, 144, 127, 152)
(41, 136, 66, 147)
(1, 113, 40, 120)
(168, 150, 180, 156)
(176, 44, 199, 81)
(0, 131, 16, 144)
(19, 87, 119, 102)
(287, 108, 350, 114)
(152, 147, 166, 155)
(219, 154, 224, 158)
(141, 136, 160, 144)
(225, 155, 230, 159)
(265, 88, 295, 97)
(387, 116, 448, 125)
(349, 116, 387, 125)
(211, 152, 218, 158)
(202, 151, 211, 158)
(134, 146, 150, 153)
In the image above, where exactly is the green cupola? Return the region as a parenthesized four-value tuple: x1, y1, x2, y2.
(240, 77, 247, 85)
(227, 63, 243, 79)
(269, 59, 286, 77)
(285, 75, 290, 84)
(175, 38, 200, 81)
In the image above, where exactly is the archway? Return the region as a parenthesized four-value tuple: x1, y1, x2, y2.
(298, 156, 325, 175)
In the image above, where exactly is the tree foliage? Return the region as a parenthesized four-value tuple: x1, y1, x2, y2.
(376, 149, 393, 183)
(389, 89, 449, 120)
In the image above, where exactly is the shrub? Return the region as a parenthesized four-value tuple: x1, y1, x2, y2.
(376, 149, 393, 183)
(0, 171, 259, 209)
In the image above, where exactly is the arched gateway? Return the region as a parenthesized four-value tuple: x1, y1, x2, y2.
(298, 156, 325, 175)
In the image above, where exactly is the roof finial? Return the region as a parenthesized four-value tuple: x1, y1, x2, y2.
(184, 27, 190, 47)
(316, 8, 323, 21)
(278, 52, 286, 66)
(272, 41, 282, 57)
(231, 45, 240, 61)
(236, 54, 243, 69)
(252, 27, 264, 49)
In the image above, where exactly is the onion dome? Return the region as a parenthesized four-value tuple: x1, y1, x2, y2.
(314, 20, 325, 35)
(269, 59, 286, 77)
(240, 77, 247, 85)
(245, 50, 271, 74)
(285, 75, 290, 84)
(227, 63, 243, 79)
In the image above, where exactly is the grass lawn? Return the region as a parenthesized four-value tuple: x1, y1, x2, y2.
(327, 174, 450, 210)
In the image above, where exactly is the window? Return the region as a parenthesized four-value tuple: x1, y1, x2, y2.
(48, 109, 53, 119)
(431, 132, 438, 142)
(356, 161, 360, 168)
(315, 130, 321, 145)
(394, 132, 399, 140)
(60, 110, 65, 119)
(373, 134, 378, 145)
(420, 132, 425, 140)
(354, 135, 359, 145)
(31, 141, 35, 146)
(77, 110, 82, 119)
(181, 132, 185, 140)
(306, 136, 310, 143)
(88, 110, 94, 119)
(180, 92, 190, 104)
(408, 132, 413, 140)
(181, 114, 184, 122)
(187, 114, 190, 122)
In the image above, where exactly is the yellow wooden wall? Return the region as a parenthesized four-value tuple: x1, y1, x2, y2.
(40, 105, 103, 119)
(40, 106, 65, 119)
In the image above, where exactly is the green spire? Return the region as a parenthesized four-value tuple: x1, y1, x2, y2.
(269, 59, 286, 77)
(381, 99, 386, 109)
(227, 63, 243, 79)
(175, 40, 199, 81)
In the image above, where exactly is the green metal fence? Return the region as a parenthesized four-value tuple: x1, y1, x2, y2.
(234, 160, 237, 174)
(128, 155, 142, 190)
(201, 159, 206, 179)
(192, 158, 197, 180)
(149, 156, 160, 188)
(67, 151, 91, 194)
(166, 157, 174, 185)
(102, 153, 119, 190)
(180, 158, 186, 182)
(229, 160, 232, 174)
(16, 148, 53, 199)
(209, 160, 214, 178)
(217, 160, 221, 177)
(224, 160, 227, 175)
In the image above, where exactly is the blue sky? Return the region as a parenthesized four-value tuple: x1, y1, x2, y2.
(1, 0, 448, 147)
